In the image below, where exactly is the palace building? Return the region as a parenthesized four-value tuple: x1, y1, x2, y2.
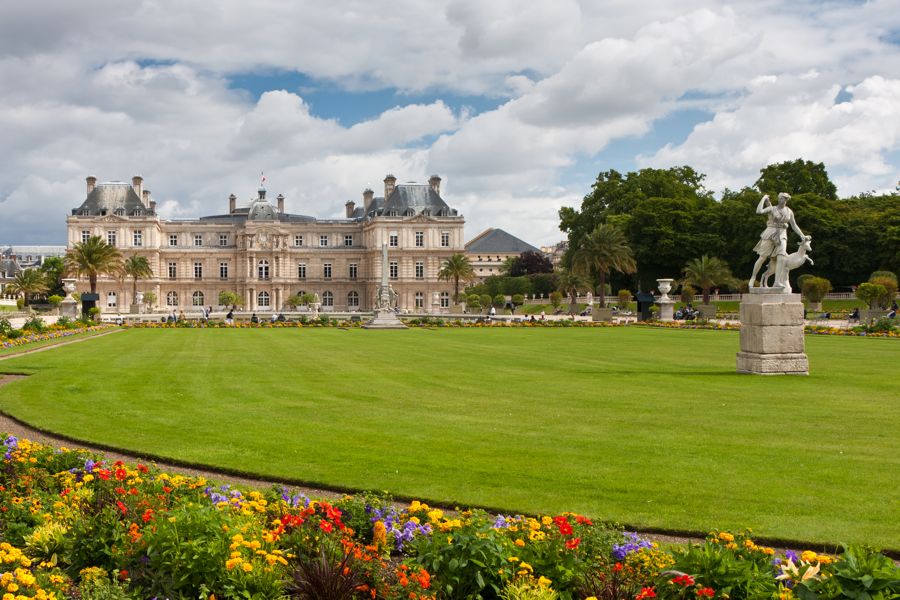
(66, 174, 465, 313)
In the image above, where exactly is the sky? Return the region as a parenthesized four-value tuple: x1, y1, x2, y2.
(1, 0, 899, 247)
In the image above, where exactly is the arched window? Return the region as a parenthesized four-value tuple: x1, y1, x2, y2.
(347, 291, 359, 308)
(192, 291, 204, 306)
(166, 291, 178, 306)
(258, 260, 269, 279)
(257, 291, 270, 307)
(107, 291, 117, 307)
(322, 291, 333, 307)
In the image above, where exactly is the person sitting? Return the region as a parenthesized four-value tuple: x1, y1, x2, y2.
(848, 307, 860, 322)
(888, 308, 897, 319)
(250, 313, 259, 324)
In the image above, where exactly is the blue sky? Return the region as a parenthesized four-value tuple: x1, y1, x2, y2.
(0, 0, 898, 246)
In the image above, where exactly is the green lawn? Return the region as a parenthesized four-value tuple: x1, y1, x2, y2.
(1, 328, 897, 548)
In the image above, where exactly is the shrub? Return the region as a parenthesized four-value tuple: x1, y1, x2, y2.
(47, 295, 63, 309)
(549, 291, 563, 310)
(480, 294, 493, 312)
(855, 282, 886, 309)
(869, 270, 897, 285)
(801, 276, 832, 304)
(617, 289, 633, 310)
(512, 294, 525, 308)
(0, 316, 12, 336)
(868, 276, 897, 308)
(22, 315, 45, 332)
(680, 285, 696, 305)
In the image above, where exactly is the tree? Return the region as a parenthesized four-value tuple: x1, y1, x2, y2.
(571, 223, 637, 308)
(680, 284, 696, 305)
(755, 159, 838, 201)
(868, 275, 898, 309)
(549, 291, 563, 310)
(511, 294, 525, 313)
(7, 268, 49, 306)
(856, 282, 886, 310)
(493, 294, 505, 308)
(479, 294, 492, 314)
(218, 291, 243, 309)
(682, 255, 736, 305)
(40, 256, 66, 298)
(142, 291, 157, 310)
(466, 293, 481, 313)
(617, 289, 633, 310)
(507, 251, 553, 276)
(64, 236, 123, 294)
(123, 255, 153, 306)
(556, 268, 590, 315)
(438, 254, 476, 305)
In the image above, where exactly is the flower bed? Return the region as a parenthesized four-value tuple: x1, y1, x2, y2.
(0, 323, 113, 351)
(1, 436, 897, 599)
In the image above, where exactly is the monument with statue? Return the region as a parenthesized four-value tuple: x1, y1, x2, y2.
(736, 193, 811, 375)
(363, 242, 407, 329)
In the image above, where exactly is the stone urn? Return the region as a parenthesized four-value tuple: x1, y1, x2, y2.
(656, 279, 674, 302)
(61, 278, 79, 317)
(656, 278, 675, 321)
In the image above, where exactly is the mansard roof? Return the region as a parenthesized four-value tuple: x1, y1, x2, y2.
(381, 184, 453, 216)
(465, 228, 538, 254)
(73, 182, 151, 216)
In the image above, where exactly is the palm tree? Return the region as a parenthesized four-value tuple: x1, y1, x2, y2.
(64, 235, 124, 294)
(8, 268, 49, 306)
(682, 255, 736, 305)
(123, 255, 153, 306)
(437, 253, 476, 305)
(556, 268, 591, 315)
(571, 223, 637, 308)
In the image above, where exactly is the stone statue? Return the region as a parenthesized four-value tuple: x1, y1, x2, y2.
(748, 193, 810, 290)
(759, 237, 813, 290)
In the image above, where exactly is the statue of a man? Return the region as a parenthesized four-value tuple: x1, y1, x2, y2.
(749, 192, 809, 289)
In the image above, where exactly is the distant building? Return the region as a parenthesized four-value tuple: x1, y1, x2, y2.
(465, 228, 539, 282)
(0, 245, 66, 295)
(540, 241, 568, 269)
(66, 174, 465, 313)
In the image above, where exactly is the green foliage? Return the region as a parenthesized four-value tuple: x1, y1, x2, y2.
(549, 292, 562, 309)
(855, 283, 886, 309)
(867, 276, 897, 309)
(501, 577, 559, 600)
(76, 573, 141, 600)
(670, 537, 777, 600)
(47, 294, 63, 307)
(439, 253, 477, 301)
(218, 290, 243, 308)
(679, 284, 696, 305)
(22, 315, 46, 332)
(755, 159, 838, 200)
(796, 546, 900, 600)
(65, 235, 124, 295)
(467, 294, 482, 311)
(801, 277, 832, 304)
(507, 251, 554, 277)
(40, 256, 67, 297)
(16, 297, 25, 310)
(571, 223, 637, 308)
(494, 294, 506, 307)
(8, 268, 50, 306)
(141, 291, 156, 307)
(479, 294, 492, 311)
(682, 256, 736, 305)
(512, 294, 525, 307)
(0, 316, 12, 336)
(869, 270, 897, 285)
(617, 289, 633, 309)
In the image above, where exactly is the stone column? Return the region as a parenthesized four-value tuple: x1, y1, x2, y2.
(736, 292, 809, 375)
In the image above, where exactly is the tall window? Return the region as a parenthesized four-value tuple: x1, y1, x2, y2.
(258, 260, 269, 280)
(349, 263, 358, 280)
(193, 262, 203, 279)
(166, 291, 178, 306)
(168, 262, 177, 279)
(219, 234, 228, 247)
(389, 233, 398, 247)
(298, 263, 306, 279)
(441, 231, 450, 247)
(322, 291, 333, 306)
(194, 234, 203, 247)
(107, 291, 117, 308)
(415, 292, 424, 308)
(219, 262, 228, 280)
(81, 230, 90, 243)
(323, 263, 332, 279)
(347, 291, 359, 308)
(106, 231, 117, 246)
(415, 261, 424, 279)
(319, 235, 329, 247)
(294, 234, 303, 247)
(169, 234, 178, 246)
(192, 291, 204, 306)
(344, 234, 353, 247)
(440, 292, 450, 308)
(389, 261, 398, 279)
(415, 231, 424, 247)
(133, 230, 143, 247)
(257, 291, 270, 307)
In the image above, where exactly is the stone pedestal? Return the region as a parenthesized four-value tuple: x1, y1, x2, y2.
(61, 298, 78, 318)
(363, 308, 408, 329)
(592, 307, 613, 322)
(657, 300, 675, 322)
(736, 292, 808, 375)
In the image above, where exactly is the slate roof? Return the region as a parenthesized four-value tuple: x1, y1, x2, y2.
(465, 228, 539, 254)
(380, 184, 454, 217)
(0, 259, 21, 278)
(72, 182, 152, 216)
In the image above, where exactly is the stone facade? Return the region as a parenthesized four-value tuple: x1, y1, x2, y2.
(465, 228, 539, 282)
(66, 175, 465, 313)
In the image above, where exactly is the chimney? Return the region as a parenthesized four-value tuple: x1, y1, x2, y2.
(142, 190, 151, 208)
(383, 174, 397, 199)
(149, 200, 157, 213)
(86, 176, 97, 195)
(429, 174, 441, 195)
(363, 188, 374, 211)
(132, 175, 143, 198)
(229, 194, 237, 214)
(277, 193, 284, 214)
(345, 200, 356, 218)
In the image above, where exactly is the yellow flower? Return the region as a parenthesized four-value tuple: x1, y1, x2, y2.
(241, 562, 253, 572)
(541, 516, 553, 526)
(427, 509, 444, 522)
(537, 576, 552, 588)
(225, 558, 242, 570)
(515, 539, 525, 547)
(518, 562, 533, 573)
(718, 532, 734, 542)
(800, 551, 818, 563)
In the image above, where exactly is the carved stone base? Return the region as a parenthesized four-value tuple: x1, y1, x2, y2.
(736, 351, 809, 375)
(736, 292, 809, 375)
(362, 309, 408, 329)
(657, 301, 674, 322)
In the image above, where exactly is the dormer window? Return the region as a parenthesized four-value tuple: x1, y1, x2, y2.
(114, 208, 125, 216)
(133, 209, 143, 216)
(80, 209, 90, 216)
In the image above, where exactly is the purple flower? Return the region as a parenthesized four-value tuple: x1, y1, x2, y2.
(84, 458, 96, 472)
(493, 515, 512, 529)
(785, 550, 799, 563)
(613, 532, 654, 560)
(4, 435, 18, 449)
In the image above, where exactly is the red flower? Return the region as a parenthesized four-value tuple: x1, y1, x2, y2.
(697, 588, 715, 598)
(613, 562, 624, 572)
(553, 516, 573, 535)
(116, 501, 128, 515)
(115, 468, 127, 481)
(672, 575, 696, 587)
(137, 464, 149, 474)
(97, 469, 111, 480)
(162, 486, 172, 494)
(118, 569, 129, 581)
(115, 487, 126, 495)
(575, 515, 593, 526)
(636, 587, 656, 600)
(566, 537, 581, 549)
(320, 520, 334, 533)
(142, 509, 154, 523)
